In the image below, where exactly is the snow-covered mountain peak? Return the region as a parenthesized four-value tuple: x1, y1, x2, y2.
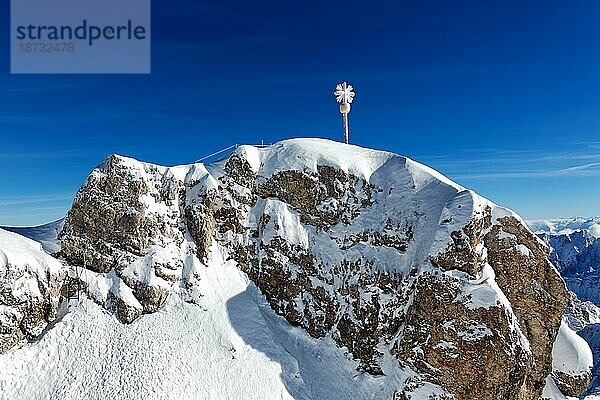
(0, 139, 581, 399)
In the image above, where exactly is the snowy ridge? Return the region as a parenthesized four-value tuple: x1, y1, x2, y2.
(0, 228, 64, 284)
(0, 228, 67, 354)
(1, 219, 64, 254)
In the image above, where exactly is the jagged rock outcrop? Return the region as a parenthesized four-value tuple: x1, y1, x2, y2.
(57, 155, 194, 322)
(51, 139, 570, 399)
(529, 219, 600, 397)
(0, 228, 67, 352)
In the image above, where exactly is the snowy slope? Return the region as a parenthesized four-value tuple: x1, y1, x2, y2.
(543, 319, 595, 399)
(0, 228, 63, 277)
(553, 320, 593, 377)
(0, 244, 414, 400)
(1, 219, 64, 254)
(0, 228, 66, 354)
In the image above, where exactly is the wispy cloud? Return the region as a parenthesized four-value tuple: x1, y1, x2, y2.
(415, 145, 600, 182)
(0, 149, 100, 160)
(7, 82, 88, 93)
(560, 162, 600, 173)
(0, 115, 44, 125)
(155, 35, 291, 51)
(0, 206, 68, 227)
(0, 194, 74, 207)
(582, 142, 600, 150)
(453, 163, 600, 180)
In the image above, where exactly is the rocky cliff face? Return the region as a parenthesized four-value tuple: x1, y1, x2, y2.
(0, 228, 67, 353)
(46, 139, 573, 399)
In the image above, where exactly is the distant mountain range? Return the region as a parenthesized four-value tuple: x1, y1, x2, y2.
(528, 218, 600, 398)
(529, 218, 600, 306)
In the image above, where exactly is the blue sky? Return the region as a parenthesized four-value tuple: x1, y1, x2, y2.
(1, 0, 599, 226)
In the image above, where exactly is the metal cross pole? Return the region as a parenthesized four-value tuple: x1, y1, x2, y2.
(342, 107, 349, 145)
(334, 82, 355, 144)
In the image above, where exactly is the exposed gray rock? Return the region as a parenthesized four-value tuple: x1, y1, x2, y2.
(0, 228, 67, 352)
